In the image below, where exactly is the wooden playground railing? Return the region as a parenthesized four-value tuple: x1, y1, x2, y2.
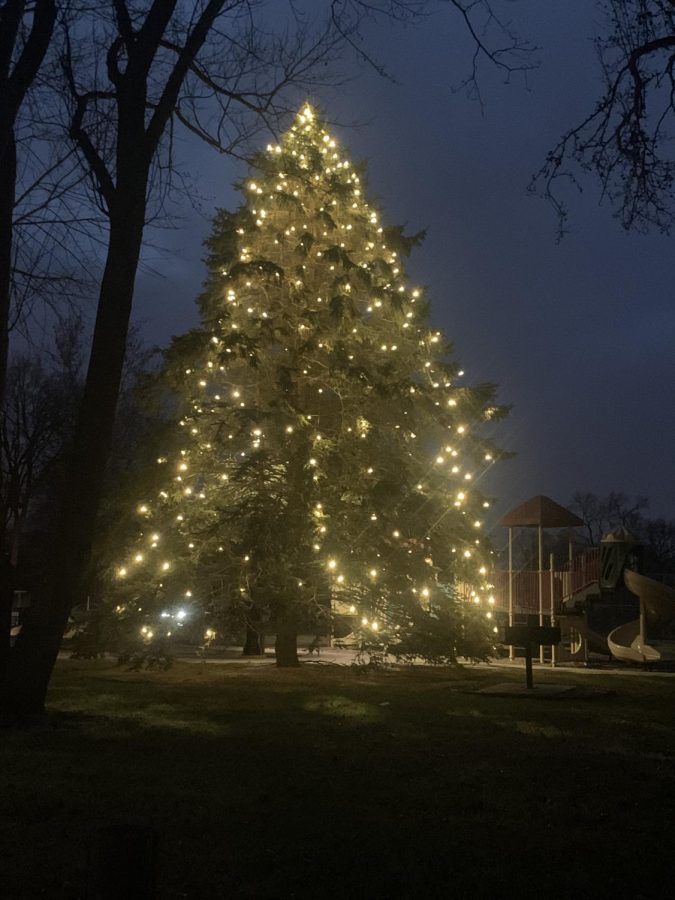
(488, 548, 601, 615)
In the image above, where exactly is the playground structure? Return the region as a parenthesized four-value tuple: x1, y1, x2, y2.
(492, 495, 675, 666)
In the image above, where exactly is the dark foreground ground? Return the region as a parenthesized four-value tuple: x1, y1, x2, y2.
(2, 660, 675, 899)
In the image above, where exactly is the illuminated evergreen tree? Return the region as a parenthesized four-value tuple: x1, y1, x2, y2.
(114, 104, 508, 666)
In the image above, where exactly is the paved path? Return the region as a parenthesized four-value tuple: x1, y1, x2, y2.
(59, 647, 675, 676)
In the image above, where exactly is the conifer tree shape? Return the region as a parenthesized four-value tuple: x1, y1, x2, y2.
(115, 104, 508, 667)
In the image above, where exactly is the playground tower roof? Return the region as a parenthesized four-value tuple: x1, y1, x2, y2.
(499, 495, 583, 529)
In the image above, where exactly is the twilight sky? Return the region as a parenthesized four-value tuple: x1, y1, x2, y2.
(132, 1, 675, 532)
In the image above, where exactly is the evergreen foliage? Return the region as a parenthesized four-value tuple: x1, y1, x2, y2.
(113, 104, 509, 665)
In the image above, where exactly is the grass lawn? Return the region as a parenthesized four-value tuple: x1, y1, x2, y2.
(2, 660, 675, 899)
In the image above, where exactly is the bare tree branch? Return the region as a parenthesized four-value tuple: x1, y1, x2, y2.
(145, 0, 232, 155)
(3, 1, 56, 127)
(533, 0, 675, 235)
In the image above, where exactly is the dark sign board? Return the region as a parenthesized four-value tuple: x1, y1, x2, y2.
(503, 624, 561, 646)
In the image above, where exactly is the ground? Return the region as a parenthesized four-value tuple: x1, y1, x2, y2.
(2, 660, 675, 899)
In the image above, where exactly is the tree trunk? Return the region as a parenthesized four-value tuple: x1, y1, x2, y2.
(1, 199, 146, 720)
(0, 132, 16, 692)
(0, 553, 14, 710)
(242, 623, 265, 657)
(274, 620, 299, 667)
(0, 0, 59, 677)
(0, 0, 57, 401)
(0, 130, 14, 409)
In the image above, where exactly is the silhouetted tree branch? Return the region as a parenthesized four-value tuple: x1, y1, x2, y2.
(0, 0, 56, 408)
(534, 1, 675, 235)
(571, 490, 650, 546)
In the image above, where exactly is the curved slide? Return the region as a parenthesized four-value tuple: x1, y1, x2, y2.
(608, 570, 675, 663)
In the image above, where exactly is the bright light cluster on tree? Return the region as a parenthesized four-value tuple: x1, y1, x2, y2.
(113, 103, 507, 662)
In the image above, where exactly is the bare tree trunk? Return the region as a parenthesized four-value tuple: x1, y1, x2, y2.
(0, 133, 16, 698)
(0, 553, 13, 708)
(1, 0, 232, 720)
(2, 200, 145, 719)
(0, 131, 14, 408)
(0, 0, 57, 679)
(242, 623, 265, 657)
(0, 0, 57, 403)
(275, 618, 299, 668)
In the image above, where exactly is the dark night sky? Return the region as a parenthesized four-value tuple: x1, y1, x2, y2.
(132, 1, 675, 532)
